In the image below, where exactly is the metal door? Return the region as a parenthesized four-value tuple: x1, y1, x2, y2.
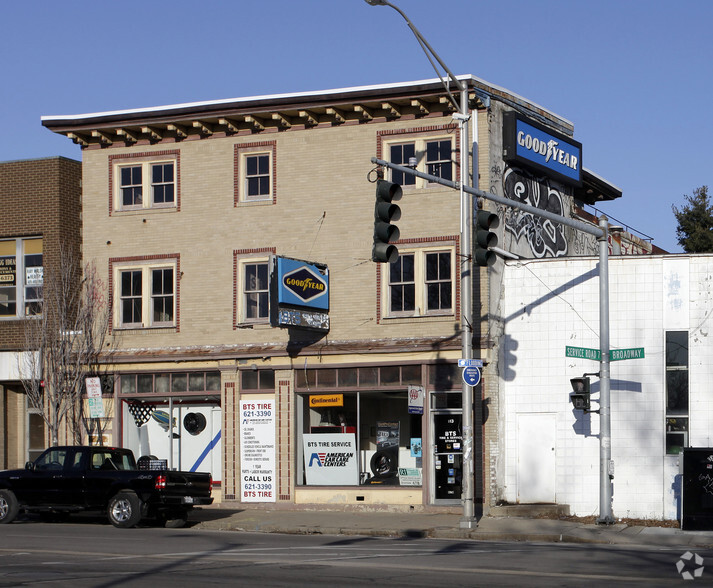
(517, 413, 556, 503)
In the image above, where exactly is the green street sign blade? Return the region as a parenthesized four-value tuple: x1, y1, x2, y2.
(609, 347, 645, 361)
(565, 346, 601, 361)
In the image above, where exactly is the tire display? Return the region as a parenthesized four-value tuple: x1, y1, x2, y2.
(107, 491, 142, 528)
(370, 450, 398, 478)
(0, 489, 19, 524)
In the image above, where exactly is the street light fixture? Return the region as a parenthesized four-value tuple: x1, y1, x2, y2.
(363, 0, 477, 529)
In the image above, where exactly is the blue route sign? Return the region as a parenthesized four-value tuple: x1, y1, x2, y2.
(462, 366, 481, 387)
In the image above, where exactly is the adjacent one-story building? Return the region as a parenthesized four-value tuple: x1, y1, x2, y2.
(500, 254, 707, 520)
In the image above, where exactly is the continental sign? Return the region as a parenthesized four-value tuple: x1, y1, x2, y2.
(309, 394, 343, 408)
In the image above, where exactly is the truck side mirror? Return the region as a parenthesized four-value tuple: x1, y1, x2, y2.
(25, 461, 35, 470)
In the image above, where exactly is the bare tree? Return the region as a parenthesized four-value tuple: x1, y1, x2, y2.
(20, 246, 114, 446)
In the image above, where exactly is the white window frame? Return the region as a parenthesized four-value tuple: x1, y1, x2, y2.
(114, 261, 177, 329)
(381, 245, 455, 318)
(236, 255, 271, 325)
(384, 135, 454, 189)
(114, 158, 177, 211)
(236, 144, 275, 204)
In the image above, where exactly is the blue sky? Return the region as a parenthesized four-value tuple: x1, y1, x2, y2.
(2, 0, 711, 254)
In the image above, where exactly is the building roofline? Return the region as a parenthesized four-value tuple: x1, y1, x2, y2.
(41, 75, 571, 129)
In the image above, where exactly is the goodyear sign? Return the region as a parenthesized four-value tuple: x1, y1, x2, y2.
(271, 256, 330, 332)
(503, 111, 582, 186)
(275, 257, 329, 310)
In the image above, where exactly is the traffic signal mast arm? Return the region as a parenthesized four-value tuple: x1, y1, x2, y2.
(370, 157, 604, 240)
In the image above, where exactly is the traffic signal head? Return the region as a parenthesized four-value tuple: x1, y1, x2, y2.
(372, 179, 402, 263)
(474, 210, 499, 267)
(570, 377, 591, 412)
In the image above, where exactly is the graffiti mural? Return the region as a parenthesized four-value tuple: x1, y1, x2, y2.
(502, 166, 568, 258)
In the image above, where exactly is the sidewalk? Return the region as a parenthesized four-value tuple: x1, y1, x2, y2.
(190, 505, 713, 549)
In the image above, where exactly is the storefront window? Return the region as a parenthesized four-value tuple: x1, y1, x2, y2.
(299, 389, 423, 487)
(120, 371, 221, 396)
(241, 369, 275, 390)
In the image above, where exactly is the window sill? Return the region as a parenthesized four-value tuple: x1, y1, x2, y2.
(234, 321, 272, 330)
(114, 325, 177, 334)
(235, 198, 274, 207)
(113, 207, 178, 215)
(381, 313, 454, 324)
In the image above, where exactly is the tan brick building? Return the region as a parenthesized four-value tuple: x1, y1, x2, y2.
(0, 156, 82, 468)
(43, 77, 623, 512)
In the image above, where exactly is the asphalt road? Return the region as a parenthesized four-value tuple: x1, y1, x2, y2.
(0, 518, 708, 587)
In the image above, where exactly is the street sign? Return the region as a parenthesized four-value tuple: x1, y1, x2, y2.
(462, 366, 481, 387)
(458, 358, 484, 368)
(610, 347, 645, 361)
(566, 346, 645, 362)
(565, 346, 601, 361)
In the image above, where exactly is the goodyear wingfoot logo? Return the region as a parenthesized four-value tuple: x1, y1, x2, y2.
(283, 267, 327, 303)
(309, 452, 354, 467)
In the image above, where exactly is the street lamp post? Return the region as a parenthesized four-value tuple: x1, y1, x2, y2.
(364, 0, 477, 528)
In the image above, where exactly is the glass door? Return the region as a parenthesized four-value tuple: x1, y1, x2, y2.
(431, 410, 462, 504)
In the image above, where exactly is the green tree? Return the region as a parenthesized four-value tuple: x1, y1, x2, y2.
(672, 186, 713, 253)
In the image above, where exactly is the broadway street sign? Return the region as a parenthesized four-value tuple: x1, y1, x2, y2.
(610, 347, 645, 361)
(566, 346, 645, 362)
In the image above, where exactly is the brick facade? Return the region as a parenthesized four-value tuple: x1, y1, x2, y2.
(0, 156, 82, 350)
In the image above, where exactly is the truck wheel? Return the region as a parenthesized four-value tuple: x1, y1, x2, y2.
(107, 491, 142, 528)
(0, 489, 19, 524)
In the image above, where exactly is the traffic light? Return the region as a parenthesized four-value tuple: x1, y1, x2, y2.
(372, 179, 402, 263)
(570, 377, 591, 412)
(474, 210, 499, 266)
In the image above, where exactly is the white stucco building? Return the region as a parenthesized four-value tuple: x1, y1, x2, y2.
(498, 254, 712, 519)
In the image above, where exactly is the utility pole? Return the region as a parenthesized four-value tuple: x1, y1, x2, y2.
(363, 0, 476, 528)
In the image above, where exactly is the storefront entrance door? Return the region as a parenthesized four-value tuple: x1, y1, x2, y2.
(432, 410, 463, 504)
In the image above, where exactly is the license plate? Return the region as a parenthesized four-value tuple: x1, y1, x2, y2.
(183, 496, 194, 504)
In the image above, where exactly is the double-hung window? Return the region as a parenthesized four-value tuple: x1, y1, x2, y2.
(384, 133, 454, 188)
(235, 142, 276, 204)
(234, 252, 273, 326)
(244, 261, 269, 321)
(384, 246, 454, 318)
(425, 139, 453, 182)
(114, 259, 177, 329)
(390, 143, 416, 186)
(0, 237, 43, 318)
(113, 153, 178, 212)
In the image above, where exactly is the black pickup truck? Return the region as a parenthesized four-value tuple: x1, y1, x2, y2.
(0, 446, 213, 528)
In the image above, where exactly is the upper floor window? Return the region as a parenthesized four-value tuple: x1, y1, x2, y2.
(383, 246, 454, 318)
(383, 132, 454, 188)
(0, 237, 43, 318)
(111, 152, 179, 213)
(235, 142, 276, 204)
(234, 252, 272, 325)
(244, 261, 269, 321)
(112, 256, 178, 329)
